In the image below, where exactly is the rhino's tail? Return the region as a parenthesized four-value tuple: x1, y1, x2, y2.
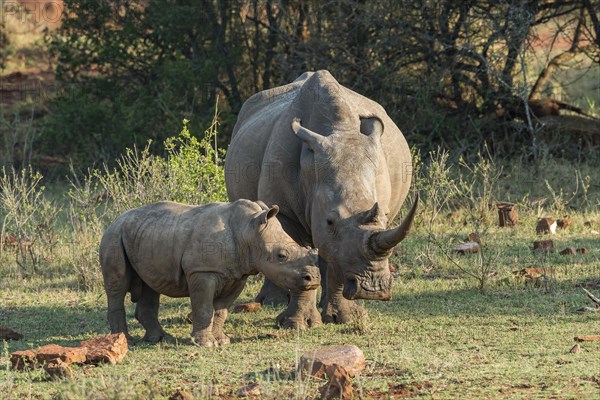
(120, 238, 142, 303)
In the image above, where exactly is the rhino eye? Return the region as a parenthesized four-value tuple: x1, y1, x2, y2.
(326, 218, 334, 226)
(277, 252, 288, 262)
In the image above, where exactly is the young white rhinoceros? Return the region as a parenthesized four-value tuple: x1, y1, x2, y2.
(99, 199, 320, 347)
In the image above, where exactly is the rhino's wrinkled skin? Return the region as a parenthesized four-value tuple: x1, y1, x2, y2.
(225, 70, 417, 328)
(99, 200, 320, 346)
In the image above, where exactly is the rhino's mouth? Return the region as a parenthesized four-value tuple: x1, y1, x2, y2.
(342, 275, 392, 301)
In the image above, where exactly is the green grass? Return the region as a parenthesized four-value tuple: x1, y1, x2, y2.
(1, 209, 599, 399)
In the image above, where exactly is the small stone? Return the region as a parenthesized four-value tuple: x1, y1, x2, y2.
(0, 327, 23, 341)
(168, 389, 194, 400)
(576, 248, 589, 254)
(512, 267, 554, 278)
(590, 230, 599, 235)
(10, 350, 37, 370)
(557, 218, 572, 229)
(36, 344, 87, 365)
(465, 233, 481, 244)
(236, 383, 260, 397)
(584, 221, 593, 227)
(233, 302, 262, 313)
(497, 202, 518, 227)
(79, 333, 128, 365)
(569, 344, 582, 354)
(453, 242, 480, 255)
(318, 364, 354, 400)
(559, 247, 577, 256)
(44, 359, 73, 380)
(299, 345, 365, 378)
(574, 335, 600, 342)
(536, 218, 556, 234)
(533, 240, 554, 252)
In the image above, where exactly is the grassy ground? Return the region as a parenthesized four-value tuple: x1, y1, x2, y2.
(1, 205, 599, 399)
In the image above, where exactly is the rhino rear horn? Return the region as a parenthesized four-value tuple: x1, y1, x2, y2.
(368, 194, 419, 256)
(361, 202, 380, 224)
(291, 118, 327, 150)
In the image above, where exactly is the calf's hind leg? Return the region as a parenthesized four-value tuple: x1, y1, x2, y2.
(135, 282, 170, 343)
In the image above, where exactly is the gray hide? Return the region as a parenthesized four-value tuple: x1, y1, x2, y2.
(225, 70, 417, 327)
(99, 199, 320, 346)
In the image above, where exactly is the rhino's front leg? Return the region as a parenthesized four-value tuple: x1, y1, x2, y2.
(188, 272, 218, 347)
(276, 289, 322, 329)
(212, 309, 230, 345)
(322, 265, 364, 324)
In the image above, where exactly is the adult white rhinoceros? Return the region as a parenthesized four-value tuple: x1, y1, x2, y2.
(225, 70, 417, 328)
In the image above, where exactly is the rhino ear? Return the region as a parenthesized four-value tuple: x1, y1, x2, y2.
(291, 118, 327, 151)
(256, 205, 279, 226)
(360, 116, 383, 136)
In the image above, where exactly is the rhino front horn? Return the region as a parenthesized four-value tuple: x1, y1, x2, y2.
(368, 194, 419, 257)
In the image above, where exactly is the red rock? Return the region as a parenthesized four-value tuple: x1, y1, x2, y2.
(233, 302, 262, 313)
(453, 242, 480, 255)
(10, 350, 37, 370)
(497, 202, 518, 227)
(36, 344, 87, 365)
(299, 345, 365, 378)
(577, 248, 589, 254)
(318, 364, 355, 400)
(44, 359, 73, 380)
(557, 218, 572, 229)
(0, 327, 23, 340)
(559, 247, 577, 256)
(536, 217, 556, 234)
(570, 344, 582, 354)
(79, 333, 128, 365)
(533, 240, 554, 252)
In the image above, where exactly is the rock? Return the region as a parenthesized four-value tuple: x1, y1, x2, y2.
(574, 335, 600, 342)
(465, 232, 481, 244)
(453, 242, 480, 255)
(557, 218, 572, 229)
(0, 327, 23, 341)
(233, 302, 262, 313)
(577, 248, 589, 254)
(536, 217, 556, 234)
(584, 221, 593, 227)
(299, 345, 365, 378)
(590, 230, 599, 235)
(532, 239, 554, 252)
(318, 364, 354, 400)
(44, 359, 74, 380)
(559, 247, 577, 256)
(36, 344, 87, 365)
(236, 383, 260, 397)
(10, 350, 37, 370)
(168, 389, 194, 400)
(497, 202, 518, 227)
(569, 344, 582, 354)
(79, 333, 128, 365)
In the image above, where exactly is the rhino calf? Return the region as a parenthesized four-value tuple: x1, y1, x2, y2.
(99, 199, 320, 347)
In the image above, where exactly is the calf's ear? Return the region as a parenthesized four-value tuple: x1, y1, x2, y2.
(255, 205, 279, 226)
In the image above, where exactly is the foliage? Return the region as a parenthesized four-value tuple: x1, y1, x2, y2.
(41, 0, 600, 169)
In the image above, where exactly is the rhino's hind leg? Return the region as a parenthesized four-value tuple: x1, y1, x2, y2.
(135, 282, 171, 343)
(276, 289, 322, 329)
(255, 278, 290, 306)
